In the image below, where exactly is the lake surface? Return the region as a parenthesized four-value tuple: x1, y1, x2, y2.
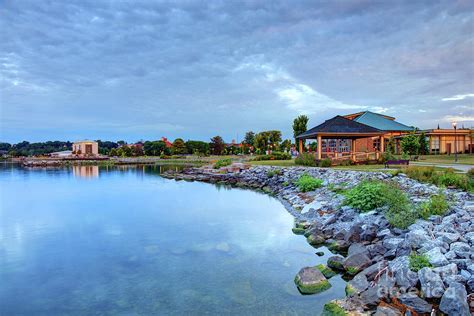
(0, 164, 345, 315)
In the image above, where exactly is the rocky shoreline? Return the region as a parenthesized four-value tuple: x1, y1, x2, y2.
(162, 165, 473, 315)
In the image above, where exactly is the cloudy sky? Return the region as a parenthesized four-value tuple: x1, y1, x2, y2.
(1, 0, 473, 143)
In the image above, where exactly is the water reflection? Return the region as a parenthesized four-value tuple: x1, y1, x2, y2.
(72, 165, 99, 178)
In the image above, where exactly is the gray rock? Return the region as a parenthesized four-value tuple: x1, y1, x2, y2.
(424, 247, 449, 267)
(450, 241, 470, 255)
(433, 263, 458, 284)
(418, 267, 445, 298)
(437, 232, 460, 243)
(397, 293, 432, 314)
(467, 276, 474, 293)
(383, 238, 404, 250)
(294, 267, 331, 294)
(359, 286, 380, 308)
(439, 282, 470, 316)
(347, 243, 369, 257)
(406, 229, 430, 249)
(346, 273, 368, 295)
(360, 261, 387, 281)
(343, 252, 372, 275)
(388, 256, 418, 289)
(327, 255, 344, 271)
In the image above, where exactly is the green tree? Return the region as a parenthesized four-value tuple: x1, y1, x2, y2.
(386, 137, 396, 155)
(109, 148, 118, 157)
(132, 145, 144, 156)
(210, 136, 225, 155)
(400, 133, 420, 157)
(418, 133, 429, 155)
(144, 141, 167, 156)
(280, 139, 292, 152)
(244, 131, 255, 146)
(172, 138, 187, 155)
(254, 132, 269, 152)
(185, 140, 209, 155)
(293, 115, 309, 143)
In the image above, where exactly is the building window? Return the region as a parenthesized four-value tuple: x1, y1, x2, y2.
(431, 136, 439, 154)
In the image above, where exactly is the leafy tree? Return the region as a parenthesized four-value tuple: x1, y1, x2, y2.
(293, 115, 309, 143)
(386, 137, 396, 155)
(132, 145, 144, 156)
(401, 133, 420, 157)
(185, 140, 209, 155)
(309, 141, 318, 152)
(109, 148, 118, 157)
(244, 131, 255, 146)
(0, 143, 11, 151)
(117, 140, 127, 146)
(418, 133, 429, 155)
(144, 141, 167, 156)
(172, 138, 187, 155)
(254, 132, 269, 152)
(254, 131, 282, 152)
(280, 139, 292, 152)
(210, 136, 225, 155)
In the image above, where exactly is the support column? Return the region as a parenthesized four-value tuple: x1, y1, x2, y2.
(380, 135, 385, 153)
(351, 139, 356, 161)
(317, 135, 322, 160)
(298, 139, 303, 154)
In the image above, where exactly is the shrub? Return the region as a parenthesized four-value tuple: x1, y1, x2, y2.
(252, 152, 291, 161)
(343, 181, 388, 212)
(295, 173, 323, 192)
(214, 158, 232, 169)
(468, 168, 474, 179)
(295, 153, 317, 166)
(266, 169, 282, 177)
(318, 158, 332, 167)
(409, 252, 432, 272)
(404, 166, 472, 191)
(417, 193, 449, 219)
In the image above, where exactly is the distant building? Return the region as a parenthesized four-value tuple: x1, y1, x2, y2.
(72, 140, 99, 156)
(161, 137, 173, 148)
(50, 150, 73, 158)
(421, 128, 473, 154)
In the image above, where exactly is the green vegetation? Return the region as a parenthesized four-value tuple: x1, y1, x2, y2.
(252, 152, 291, 161)
(344, 181, 388, 212)
(210, 136, 225, 155)
(416, 154, 474, 165)
(266, 169, 282, 177)
(468, 168, 474, 178)
(403, 166, 473, 191)
(346, 266, 360, 275)
(315, 264, 336, 278)
(417, 193, 449, 219)
(318, 158, 332, 167)
(293, 115, 309, 144)
(295, 153, 317, 167)
(409, 252, 432, 272)
(322, 302, 347, 316)
(253, 131, 282, 153)
(214, 158, 232, 169)
(171, 138, 187, 155)
(400, 132, 421, 157)
(295, 174, 323, 192)
(327, 182, 348, 193)
(345, 284, 356, 296)
(249, 159, 296, 167)
(185, 140, 209, 155)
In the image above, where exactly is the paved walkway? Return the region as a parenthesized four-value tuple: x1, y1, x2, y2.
(410, 161, 472, 173)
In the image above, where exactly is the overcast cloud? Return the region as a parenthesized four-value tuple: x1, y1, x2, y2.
(1, 0, 473, 142)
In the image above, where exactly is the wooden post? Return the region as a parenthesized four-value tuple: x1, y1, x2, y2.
(298, 139, 303, 154)
(380, 135, 384, 153)
(350, 139, 355, 161)
(317, 135, 322, 160)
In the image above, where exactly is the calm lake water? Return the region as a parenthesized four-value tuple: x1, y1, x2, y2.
(0, 164, 345, 315)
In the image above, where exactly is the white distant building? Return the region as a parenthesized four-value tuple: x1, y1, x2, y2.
(72, 140, 99, 156)
(50, 150, 73, 158)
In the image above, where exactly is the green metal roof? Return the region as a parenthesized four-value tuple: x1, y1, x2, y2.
(353, 111, 415, 131)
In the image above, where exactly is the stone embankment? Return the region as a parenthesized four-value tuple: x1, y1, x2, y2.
(163, 165, 473, 315)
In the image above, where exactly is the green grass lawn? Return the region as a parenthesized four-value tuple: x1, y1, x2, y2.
(417, 154, 474, 165)
(248, 159, 297, 167)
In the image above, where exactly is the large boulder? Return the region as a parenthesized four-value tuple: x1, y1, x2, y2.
(397, 293, 432, 314)
(345, 273, 368, 296)
(418, 267, 445, 298)
(388, 256, 418, 289)
(343, 252, 372, 275)
(294, 267, 331, 294)
(347, 243, 369, 257)
(406, 229, 430, 249)
(439, 282, 470, 316)
(374, 305, 402, 316)
(424, 247, 449, 267)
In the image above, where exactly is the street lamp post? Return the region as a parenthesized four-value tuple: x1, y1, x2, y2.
(452, 122, 458, 162)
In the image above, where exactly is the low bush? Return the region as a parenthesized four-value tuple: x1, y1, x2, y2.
(403, 166, 473, 191)
(252, 152, 291, 161)
(318, 158, 332, 167)
(343, 181, 388, 212)
(409, 252, 432, 272)
(295, 173, 323, 192)
(468, 168, 474, 179)
(417, 193, 449, 219)
(295, 153, 318, 167)
(383, 185, 417, 229)
(214, 158, 232, 169)
(266, 169, 282, 177)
